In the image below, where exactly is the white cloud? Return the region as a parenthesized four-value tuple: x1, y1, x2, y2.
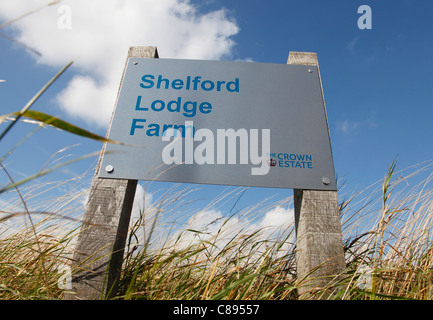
(166, 204, 294, 254)
(57, 75, 118, 126)
(259, 206, 294, 230)
(338, 119, 360, 134)
(337, 118, 377, 135)
(130, 183, 153, 221)
(183, 205, 294, 238)
(0, 0, 239, 127)
(131, 183, 146, 221)
(175, 209, 240, 249)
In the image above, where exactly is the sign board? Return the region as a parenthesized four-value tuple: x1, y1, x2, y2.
(99, 58, 336, 190)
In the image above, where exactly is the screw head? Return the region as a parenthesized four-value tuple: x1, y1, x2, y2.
(308, 69, 313, 73)
(105, 165, 114, 173)
(322, 177, 331, 185)
(133, 61, 138, 65)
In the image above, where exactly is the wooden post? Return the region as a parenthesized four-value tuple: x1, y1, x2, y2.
(64, 46, 159, 300)
(288, 52, 346, 298)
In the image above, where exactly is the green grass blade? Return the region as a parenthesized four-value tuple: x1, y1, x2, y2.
(211, 273, 259, 300)
(1, 110, 142, 146)
(18, 110, 115, 144)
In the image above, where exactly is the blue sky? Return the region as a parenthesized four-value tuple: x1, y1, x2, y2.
(1, 0, 433, 233)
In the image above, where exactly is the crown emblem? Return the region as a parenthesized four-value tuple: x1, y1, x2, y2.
(268, 158, 277, 167)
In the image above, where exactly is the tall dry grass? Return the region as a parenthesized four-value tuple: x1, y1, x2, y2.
(118, 187, 298, 300)
(2, 159, 432, 300)
(339, 160, 433, 300)
(0, 172, 91, 300)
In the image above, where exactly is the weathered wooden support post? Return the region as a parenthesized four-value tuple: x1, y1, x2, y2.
(288, 52, 346, 299)
(64, 46, 158, 300)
